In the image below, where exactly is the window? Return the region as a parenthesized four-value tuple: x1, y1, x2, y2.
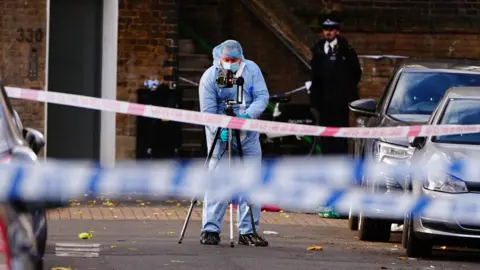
(387, 71, 480, 115)
(433, 99, 480, 145)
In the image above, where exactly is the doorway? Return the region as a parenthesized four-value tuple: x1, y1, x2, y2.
(47, 0, 103, 160)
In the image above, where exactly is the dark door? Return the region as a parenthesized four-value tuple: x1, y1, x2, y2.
(47, 0, 103, 160)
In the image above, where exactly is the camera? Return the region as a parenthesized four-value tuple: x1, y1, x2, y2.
(216, 67, 245, 104)
(216, 69, 237, 88)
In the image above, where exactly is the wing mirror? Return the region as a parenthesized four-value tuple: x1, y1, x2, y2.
(408, 136, 426, 149)
(22, 127, 45, 155)
(348, 99, 378, 117)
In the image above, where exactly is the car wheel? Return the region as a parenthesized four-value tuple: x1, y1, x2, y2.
(348, 205, 358, 231)
(358, 211, 391, 242)
(405, 214, 433, 258)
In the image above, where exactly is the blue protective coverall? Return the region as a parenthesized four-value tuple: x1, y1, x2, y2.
(199, 40, 269, 235)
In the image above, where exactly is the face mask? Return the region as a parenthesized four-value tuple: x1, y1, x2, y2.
(222, 61, 241, 73)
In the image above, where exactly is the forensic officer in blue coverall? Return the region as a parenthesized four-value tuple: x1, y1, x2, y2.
(198, 40, 269, 246)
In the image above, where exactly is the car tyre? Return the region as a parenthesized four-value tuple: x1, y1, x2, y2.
(348, 205, 358, 231)
(405, 214, 433, 258)
(358, 211, 391, 242)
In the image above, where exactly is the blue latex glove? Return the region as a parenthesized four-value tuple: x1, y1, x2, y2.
(237, 113, 250, 119)
(220, 129, 228, 142)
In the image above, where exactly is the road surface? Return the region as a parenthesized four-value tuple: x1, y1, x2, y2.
(44, 206, 480, 270)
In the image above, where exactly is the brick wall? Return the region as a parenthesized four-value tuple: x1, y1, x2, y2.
(116, 0, 178, 159)
(0, 0, 46, 133)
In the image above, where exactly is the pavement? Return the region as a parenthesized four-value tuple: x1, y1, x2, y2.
(44, 204, 480, 270)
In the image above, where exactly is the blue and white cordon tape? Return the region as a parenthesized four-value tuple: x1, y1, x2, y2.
(1, 157, 480, 224)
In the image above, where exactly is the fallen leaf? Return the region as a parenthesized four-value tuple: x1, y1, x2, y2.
(167, 213, 172, 216)
(111, 245, 116, 248)
(167, 232, 176, 235)
(171, 260, 184, 263)
(73, 211, 83, 215)
(51, 267, 72, 270)
(78, 232, 93, 240)
(176, 203, 181, 207)
(307, 245, 323, 251)
(398, 256, 408, 260)
(273, 218, 278, 222)
(128, 248, 137, 251)
(140, 203, 145, 206)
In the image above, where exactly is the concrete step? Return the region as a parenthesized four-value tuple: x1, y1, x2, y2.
(179, 39, 196, 54)
(179, 53, 212, 70)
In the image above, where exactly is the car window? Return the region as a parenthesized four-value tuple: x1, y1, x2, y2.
(387, 71, 480, 115)
(433, 99, 480, 145)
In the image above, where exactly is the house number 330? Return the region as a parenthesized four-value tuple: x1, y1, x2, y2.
(17, 28, 44, 43)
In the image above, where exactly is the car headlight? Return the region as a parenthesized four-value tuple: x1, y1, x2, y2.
(424, 172, 468, 193)
(373, 141, 413, 164)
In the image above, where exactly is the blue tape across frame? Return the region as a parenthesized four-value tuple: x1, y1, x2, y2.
(410, 197, 431, 215)
(353, 159, 365, 186)
(324, 190, 345, 208)
(261, 159, 277, 186)
(87, 165, 102, 195)
(8, 166, 24, 201)
(170, 160, 190, 194)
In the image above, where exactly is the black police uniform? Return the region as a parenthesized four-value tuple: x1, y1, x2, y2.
(309, 28, 362, 155)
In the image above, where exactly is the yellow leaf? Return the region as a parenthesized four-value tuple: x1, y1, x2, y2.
(307, 245, 323, 251)
(78, 232, 92, 240)
(140, 203, 145, 206)
(176, 203, 181, 207)
(73, 211, 83, 215)
(167, 213, 172, 216)
(167, 232, 176, 235)
(51, 267, 72, 270)
(128, 248, 137, 251)
(111, 245, 116, 248)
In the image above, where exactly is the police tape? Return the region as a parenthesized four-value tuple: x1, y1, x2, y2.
(5, 86, 480, 138)
(1, 157, 480, 224)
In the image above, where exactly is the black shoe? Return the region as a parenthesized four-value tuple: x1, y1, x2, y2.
(238, 233, 269, 247)
(200, 232, 220, 245)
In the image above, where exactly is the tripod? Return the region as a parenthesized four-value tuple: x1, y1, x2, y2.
(178, 101, 258, 248)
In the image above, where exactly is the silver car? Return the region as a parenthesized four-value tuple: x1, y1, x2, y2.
(0, 81, 55, 269)
(404, 86, 480, 257)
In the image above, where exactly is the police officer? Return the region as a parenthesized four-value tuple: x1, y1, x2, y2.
(309, 15, 362, 155)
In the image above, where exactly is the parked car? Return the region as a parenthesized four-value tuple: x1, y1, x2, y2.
(348, 59, 480, 242)
(404, 86, 480, 257)
(0, 81, 52, 270)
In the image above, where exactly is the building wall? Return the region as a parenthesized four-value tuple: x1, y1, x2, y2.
(116, 0, 178, 159)
(2, 0, 480, 160)
(0, 0, 47, 133)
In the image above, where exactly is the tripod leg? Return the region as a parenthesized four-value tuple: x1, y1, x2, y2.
(178, 197, 197, 244)
(234, 129, 258, 235)
(229, 203, 234, 247)
(178, 127, 222, 244)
